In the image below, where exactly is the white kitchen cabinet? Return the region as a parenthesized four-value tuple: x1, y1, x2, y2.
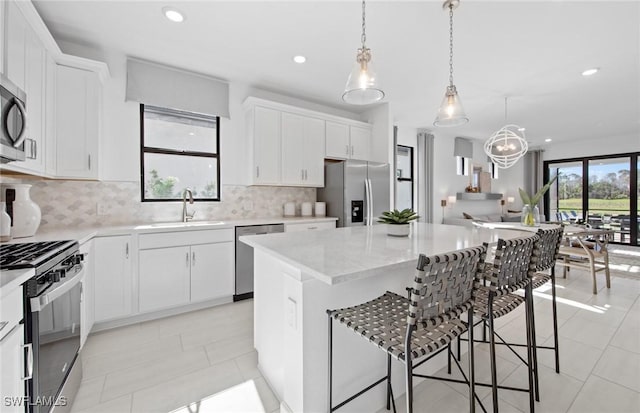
(325, 121, 372, 161)
(190, 242, 234, 302)
(251, 106, 281, 185)
(44, 54, 56, 176)
(80, 239, 95, 348)
(22, 30, 46, 173)
(281, 113, 325, 187)
(0, 1, 6, 76)
(139, 246, 191, 313)
(54, 64, 99, 179)
(94, 235, 133, 323)
(5, 1, 27, 90)
(0, 286, 26, 413)
(138, 229, 235, 313)
(284, 221, 336, 232)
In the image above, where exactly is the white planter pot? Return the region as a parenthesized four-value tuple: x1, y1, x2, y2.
(387, 223, 410, 237)
(0, 184, 41, 238)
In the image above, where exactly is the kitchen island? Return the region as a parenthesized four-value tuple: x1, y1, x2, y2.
(241, 222, 531, 413)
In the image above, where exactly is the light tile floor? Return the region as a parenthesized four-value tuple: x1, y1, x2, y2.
(71, 263, 640, 413)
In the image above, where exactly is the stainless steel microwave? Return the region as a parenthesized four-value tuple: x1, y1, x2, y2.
(0, 75, 27, 163)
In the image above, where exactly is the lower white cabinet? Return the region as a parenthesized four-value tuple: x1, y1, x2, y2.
(284, 221, 336, 232)
(0, 323, 25, 413)
(79, 239, 95, 348)
(139, 246, 191, 313)
(94, 235, 133, 323)
(138, 229, 235, 314)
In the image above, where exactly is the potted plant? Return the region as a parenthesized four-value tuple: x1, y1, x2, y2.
(378, 209, 419, 237)
(518, 175, 557, 226)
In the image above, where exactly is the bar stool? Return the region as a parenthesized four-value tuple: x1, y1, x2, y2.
(327, 245, 487, 413)
(471, 234, 539, 413)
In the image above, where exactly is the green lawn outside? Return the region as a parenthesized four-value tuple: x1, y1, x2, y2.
(558, 198, 632, 214)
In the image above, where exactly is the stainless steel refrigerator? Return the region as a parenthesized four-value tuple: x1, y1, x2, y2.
(317, 160, 390, 227)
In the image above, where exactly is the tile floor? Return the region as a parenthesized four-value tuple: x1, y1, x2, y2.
(71, 262, 640, 413)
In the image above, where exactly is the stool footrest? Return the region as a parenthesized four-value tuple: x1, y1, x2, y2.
(331, 376, 388, 412)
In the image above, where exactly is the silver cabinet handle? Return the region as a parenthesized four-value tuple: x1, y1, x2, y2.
(308, 226, 318, 230)
(345, 144, 349, 155)
(351, 145, 354, 156)
(305, 170, 308, 180)
(22, 343, 33, 380)
(192, 251, 196, 266)
(186, 252, 190, 267)
(256, 166, 260, 178)
(88, 154, 91, 170)
(33, 140, 37, 159)
(125, 242, 129, 259)
(301, 169, 304, 180)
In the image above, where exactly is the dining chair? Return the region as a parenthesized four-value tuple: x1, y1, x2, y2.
(326, 245, 487, 413)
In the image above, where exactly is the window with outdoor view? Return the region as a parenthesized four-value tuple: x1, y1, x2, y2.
(140, 105, 220, 202)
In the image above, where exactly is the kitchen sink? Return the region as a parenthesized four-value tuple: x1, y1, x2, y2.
(135, 221, 226, 229)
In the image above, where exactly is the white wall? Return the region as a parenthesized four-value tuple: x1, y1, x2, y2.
(57, 41, 366, 185)
(542, 134, 639, 161)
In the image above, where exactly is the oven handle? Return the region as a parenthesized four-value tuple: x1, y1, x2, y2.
(30, 265, 84, 312)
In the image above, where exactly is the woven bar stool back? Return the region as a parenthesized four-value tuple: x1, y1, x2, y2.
(533, 227, 564, 273)
(483, 235, 538, 293)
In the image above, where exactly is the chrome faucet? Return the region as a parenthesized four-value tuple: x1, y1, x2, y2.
(182, 188, 195, 222)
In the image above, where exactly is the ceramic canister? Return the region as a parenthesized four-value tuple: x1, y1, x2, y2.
(315, 202, 326, 217)
(0, 184, 42, 238)
(301, 202, 313, 217)
(0, 202, 11, 242)
(284, 202, 296, 217)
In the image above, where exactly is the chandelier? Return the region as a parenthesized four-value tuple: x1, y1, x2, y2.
(484, 97, 528, 168)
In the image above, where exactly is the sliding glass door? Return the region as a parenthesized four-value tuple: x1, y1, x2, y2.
(545, 152, 639, 246)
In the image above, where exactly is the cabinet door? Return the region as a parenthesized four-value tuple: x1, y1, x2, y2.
(0, 1, 5, 76)
(190, 242, 234, 302)
(44, 54, 56, 176)
(139, 246, 190, 313)
(325, 121, 350, 159)
(0, 324, 25, 413)
(349, 126, 371, 161)
(94, 236, 132, 322)
(281, 112, 305, 185)
(55, 65, 99, 179)
(79, 240, 94, 348)
(303, 117, 325, 186)
(22, 29, 45, 173)
(5, 1, 26, 90)
(253, 106, 280, 184)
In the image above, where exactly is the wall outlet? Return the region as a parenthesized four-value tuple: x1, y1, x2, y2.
(96, 203, 110, 216)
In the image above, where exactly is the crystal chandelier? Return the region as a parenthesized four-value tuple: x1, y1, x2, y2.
(342, 0, 384, 105)
(434, 0, 468, 127)
(484, 97, 528, 169)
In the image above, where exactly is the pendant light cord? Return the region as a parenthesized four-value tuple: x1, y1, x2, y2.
(504, 97, 508, 121)
(448, 2, 454, 87)
(361, 0, 367, 48)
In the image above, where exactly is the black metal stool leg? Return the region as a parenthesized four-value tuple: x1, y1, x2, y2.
(448, 343, 452, 374)
(328, 313, 333, 412)
(488, 296, 499, 413)
(524, 286, 536, 413)
(386, 354, 392, 411)
(528, 289, 540, 402)
(468, 309, 476, 413)
(551, 267, 560, 373)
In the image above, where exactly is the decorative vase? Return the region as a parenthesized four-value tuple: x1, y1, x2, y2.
(0, 202, 11, 242)
(387, 223, 410, 237)
(521, 204, 540, 227)
(0, 184, 41, 238)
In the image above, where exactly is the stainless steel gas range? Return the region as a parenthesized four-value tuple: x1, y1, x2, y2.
(0, 241, 84, 413)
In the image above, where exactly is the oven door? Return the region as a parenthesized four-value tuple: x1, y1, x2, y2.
(0, 76, 27, 163)
(27, 266, 83, 413)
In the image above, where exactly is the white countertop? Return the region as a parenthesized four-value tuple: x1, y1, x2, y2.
(1, 216, 338, 245)
(241, 222, 533, 285)
(0, 268, 34, 296)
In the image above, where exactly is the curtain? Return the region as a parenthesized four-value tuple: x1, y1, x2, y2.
(417, 130, 434, 223)
(523, 149, 545, 214)
(126, 58, 230, 118)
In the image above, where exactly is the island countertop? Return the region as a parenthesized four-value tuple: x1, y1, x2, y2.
(241, 222, 532, 285)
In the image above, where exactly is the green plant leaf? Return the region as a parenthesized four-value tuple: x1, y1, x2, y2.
(518, 188, 532, 205)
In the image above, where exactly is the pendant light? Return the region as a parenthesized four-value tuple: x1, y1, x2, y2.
(484, 97, 528, 169)
(434, 0, 468, 127)
(342, 0, 384, 105)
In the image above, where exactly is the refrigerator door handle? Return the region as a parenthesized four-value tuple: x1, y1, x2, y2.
(365, 178, 373, 226)
(368, 178, 374, 226)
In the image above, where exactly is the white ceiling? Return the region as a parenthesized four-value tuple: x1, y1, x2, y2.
(33, 1, 640, 146)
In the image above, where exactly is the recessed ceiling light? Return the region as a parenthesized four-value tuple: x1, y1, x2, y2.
(163, 7, 184, 23)
(582, 68, 599, 76)
(293, 55, 306, 64)
(517, 127, 526, 132)
(545, 138, 552, 142)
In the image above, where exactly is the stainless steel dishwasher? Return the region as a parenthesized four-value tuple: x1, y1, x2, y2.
(234, 223, 285, 301)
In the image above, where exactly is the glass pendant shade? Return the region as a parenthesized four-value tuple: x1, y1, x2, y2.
(433, 85, 468, 127)
(484, 124, 528, 169)
(342, 49, 384, 105)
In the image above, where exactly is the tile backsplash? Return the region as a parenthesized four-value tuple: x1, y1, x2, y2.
(0, 178, 316, 228)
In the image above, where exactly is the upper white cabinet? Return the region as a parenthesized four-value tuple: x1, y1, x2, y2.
(94, 235, 133, 323)
(245, 97, 372, 187)
(5, 1, 27, 90)
(251, 106, 281, 185)
(325, 121, 371, 161)
(54, 65, 100, 179)
(281, 112, 325, 187)
(79, 239, 95, 348)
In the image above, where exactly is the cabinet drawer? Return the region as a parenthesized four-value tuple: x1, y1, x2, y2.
(284, 221, 336, 233)
(0, 287, 23, 340)
(139, 228, 234, 250)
